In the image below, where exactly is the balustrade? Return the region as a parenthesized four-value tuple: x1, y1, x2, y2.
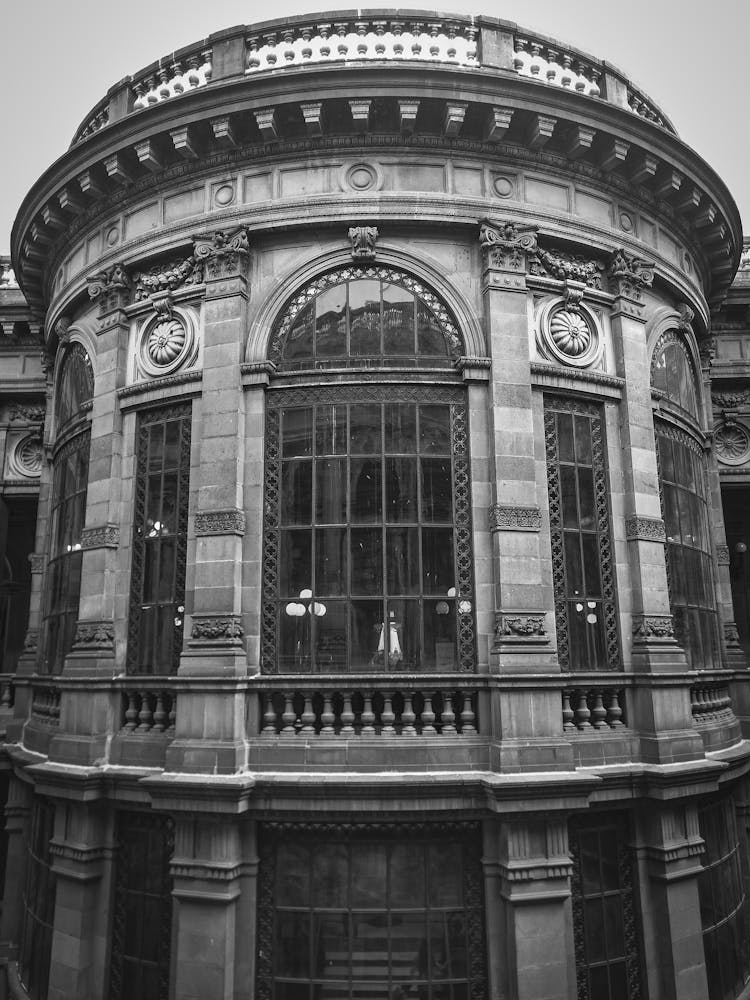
(132, 49, 213, 111)
(512, 37, 601, 97)
(562, 687, 626, 732)
(0, 677, 14, 710)
(30, 686, 61, 726)
(690, 684, 733, 723)
(260, 686, 478, 736)
(245, 19, 478, 72)
(120, 689, 176, 735)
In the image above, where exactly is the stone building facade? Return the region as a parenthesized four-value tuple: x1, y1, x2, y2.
(1, 11, 749, 1000)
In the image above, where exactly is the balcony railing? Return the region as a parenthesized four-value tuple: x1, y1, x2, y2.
(563, 686, 626, 732)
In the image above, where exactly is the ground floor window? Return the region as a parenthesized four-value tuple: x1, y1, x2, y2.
(257, 823, 486, 1000)
(19, 798, 56, 1000)
(570, 814, 642, 1000)
(698, 796, 750, 1000)
(109, 811, 173, 1000)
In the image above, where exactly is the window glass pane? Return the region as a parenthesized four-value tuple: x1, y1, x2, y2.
(316, 405, 348, 456)
(349, 280, 382, 356)
(350, 459, 382, 523)
(315, 528, 347, 596)
(417, 300, 448, 356)
(421, 459, 452, 522)
(283, 408, 313, 458)
(385, 403, 417, 453)
(387, 458, 418, 522)
(557, 412, 574, 463)
(350, 601, 383, 668)
(351, 530, 382, 595)
(282, 461, 313, 525)
(577, 468, 596, 531)
(564, 533, 583, 596)
(574, 415, 592, 465)
(316, 286, 347, 356)
(286, 303, 314, 366)
(350, 405, 381, 454)
(314, 601, 347, 670)
(316, 460, 347, 524)
(424, 600, 456, 670)
(351, 844, 387, 907)
(561, 466, 578, 528)
(420, 406, 451, 454)
(387, 528, 420, 595)
(387, 600, 420, 669)
(422, 528, 454, 594)
(382, 283, 415, 354)
(280, 530, 312, 597)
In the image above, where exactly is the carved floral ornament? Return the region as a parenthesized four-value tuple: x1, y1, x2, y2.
(135, 300, 199, 380)
(348, 226, 378, 259)
(8, 434, 43, 479)
(536, 292, 603, 370)
(714, 419, 750, 466)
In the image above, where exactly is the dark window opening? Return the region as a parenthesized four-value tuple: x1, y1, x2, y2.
(19, 798, 56, 1000)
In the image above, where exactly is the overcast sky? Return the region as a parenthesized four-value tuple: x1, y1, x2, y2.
(3, 0, 750, 254)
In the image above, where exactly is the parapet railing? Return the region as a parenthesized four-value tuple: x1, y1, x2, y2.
(70, 14, 675, 145)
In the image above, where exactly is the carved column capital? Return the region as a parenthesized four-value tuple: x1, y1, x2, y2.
(87, 263, 131, 315)
(81, 524, 120, 550)
(606, 248, 654, 315)
(194, 509, 246, 536)
(479, 219, 538, 277)
(192, 227, 250, 282)
(624, 515, 666, 543)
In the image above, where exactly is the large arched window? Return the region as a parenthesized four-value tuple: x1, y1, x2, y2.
(44, 344, 94, 673)
(651, 331, 719, 669)
(262, 267, 472, 674)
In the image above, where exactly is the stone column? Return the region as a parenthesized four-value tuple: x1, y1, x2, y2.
(145, 776, 255, 1000)
(608, 252, 703, 763)
(171, 228, 249, 773)
(636, 801, 709, 1000)
(496, 815, 576, 1000)
(479, 221, 570, 772)
(0, 777, 31, 958)
(481, 819, 509, 1000)
(46, 799, 113, 1000)
(52, 267, 130, 765)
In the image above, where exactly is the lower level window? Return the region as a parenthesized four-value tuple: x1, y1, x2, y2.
(570, 815, 642, 1000)
(109, 812, 173, 1000)
(257, 825, 486, 1000)
(19, 798, 56, 1000)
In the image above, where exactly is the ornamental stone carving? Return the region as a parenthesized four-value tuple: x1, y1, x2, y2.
(133, 254, 204, 301)
(8, 403, 45, 423)
(528, 246, 605, 289)
(28, 553, 45, 573)
(87, 263, 131, 312)
(716, 544, 730, 565)
(190, 616, 244, 641)
(489, 504, 542, 531)
(194, 509, 246, 536)
(54, 316, 72, 345)
(632, 615, 674, 641)
(725, 622, 742, 646)
(698, 337, 717, 368)
(625, 515, 667, 543)
(348, 226, 378, 260)
(677, 302, 695, 332)
(23, 630, 38, 653)
(81, 524, 120, 550)
(606, 248, 655, 300)
(479, 219, 538, 271)
(192, 227, 250, 280)
(493, 612, 548, 647)
(73, 621, 115, 648)
(8, 434, 43, 479)
(714, 420, 750, 465)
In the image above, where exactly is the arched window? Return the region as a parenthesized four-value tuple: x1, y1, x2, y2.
(263, 267, 473, 674)
(651, 332, 719, 669)
(651, 332, 699, 418)
(44, 344, 94, 673)
(269, 266, 462, 371)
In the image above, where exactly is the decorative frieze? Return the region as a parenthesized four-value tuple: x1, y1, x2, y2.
(81, 524, 120, 550)
(632, 614, 674, 641)
(713, 388, 750, 408)
(8, 403, 45, 424)
(493, 612, 548, 648)
(489, 504, 542, 532)
(192, 227, 250, 281)
(72, 620, 115, 649)
(133, 254, 204, 301)
(624, 515, 666, 543)
(528, 245, 605, 289)
(479, 219, 538, 272)
(348, 226, 378, 260)
(190, 616, 244, 641)
(606, 248, 654, 301)
(194, 509, 246, 536)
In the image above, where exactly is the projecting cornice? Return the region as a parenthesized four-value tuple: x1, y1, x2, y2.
(10, 13, 741, 314)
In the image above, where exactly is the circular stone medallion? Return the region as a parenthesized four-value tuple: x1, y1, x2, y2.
(493, 176, 514, 198)
(137, 310, 195, 378)
(715, 421, 750, 465)
(9, 435, 43, 478)
(341, 162, 382, 192)
(537, 298, 603, 369)
(106, 226, 120, 247)
(215, 184, 235, 206)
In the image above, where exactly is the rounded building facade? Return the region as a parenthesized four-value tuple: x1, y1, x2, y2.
(2, 11, 749, 1000)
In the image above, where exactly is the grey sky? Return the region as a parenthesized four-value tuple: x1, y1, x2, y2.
(3, 0, 750, 254)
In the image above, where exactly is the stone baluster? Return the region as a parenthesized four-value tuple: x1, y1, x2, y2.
(300, 694, 316, 733)
(262, 693, 277, 734)
(381, 693, 395, 734)
(590, 690, 608, 729)
(460, 691, 477, 733)
(421, 692, 436, 734)
(168, 697, 177, 732)
(401, 693, 416, 734)
(124, 691, 139, 731)
(574, 691, 592, 730)
(281, 693, 296, 733)
(608, 690, 624, 727)
(340, 692, 355, 735)
(320, 692, 335, 734)
(440, 691, 457, 734)
(562, 689, 575, 731)
(153, 692, 167, 732)
(361, 693, 375, 735)
(137, 691, 154, 732)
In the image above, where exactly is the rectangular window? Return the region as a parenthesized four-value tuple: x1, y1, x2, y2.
(109, 812, 173, 1000)
(545, 397, 619, 671)
(257, 824, 486, 1000)
(19, 798, 56, 1000)
(44, 430, 90, 674)
(570, 815, 642, 1000)
(127, 404, 191, 675)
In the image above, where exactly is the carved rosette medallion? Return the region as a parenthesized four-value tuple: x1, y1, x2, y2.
(8, 434, 43, 479)
(194, 510, 246, 536)
(632, 615, 675, 643)
(72, 620, 115, 650)
(493, 612, 548, 648)
(489, 504, 542, 532)
(714, 421, 750, 466)
(190, 615, 244, 643)
(136, 307, 198, 379)
(536, 297, 602, 369)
